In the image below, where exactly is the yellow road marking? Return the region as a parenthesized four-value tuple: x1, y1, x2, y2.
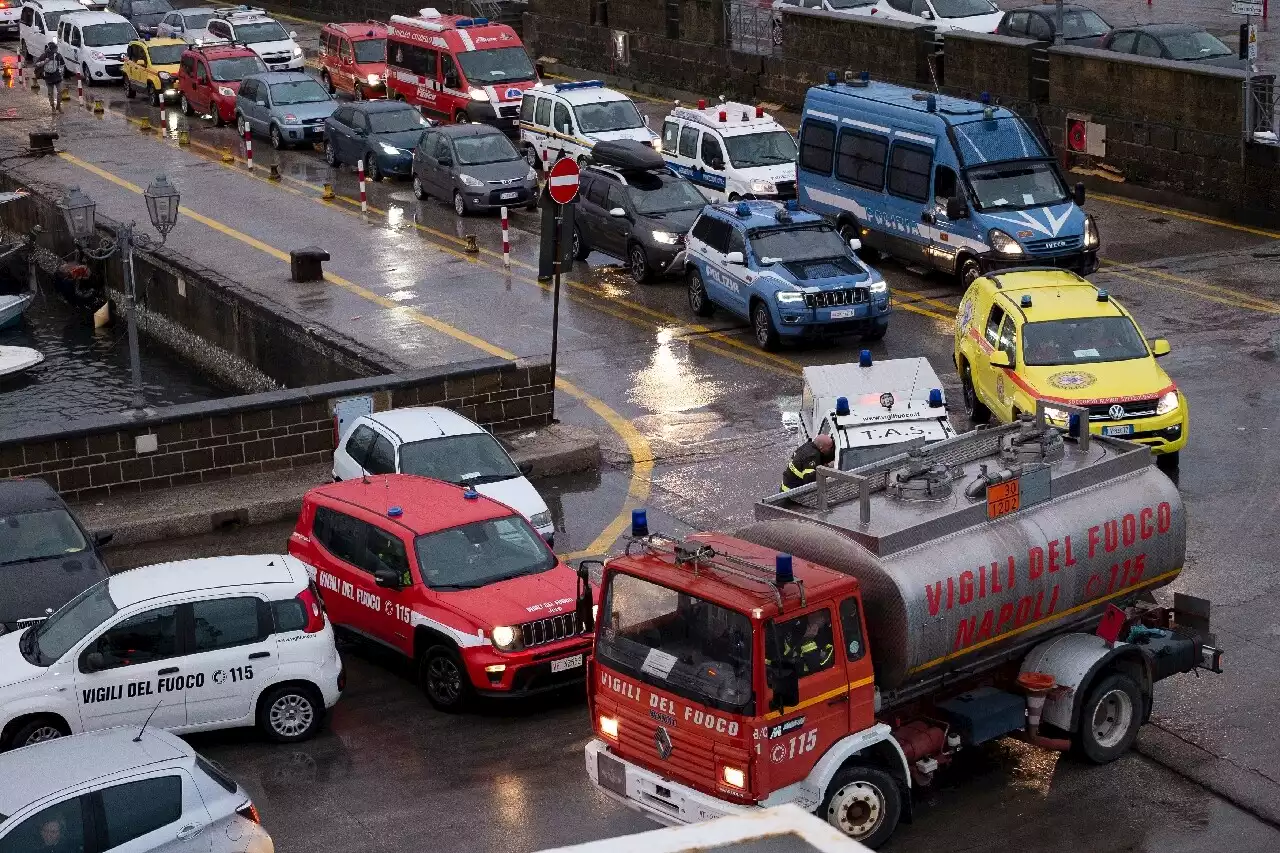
(1099, 263, 1280, 316)
(1091, 191, 1280, 241)
(58, 151, 653, 556)
(1099, 258, 1280, 313)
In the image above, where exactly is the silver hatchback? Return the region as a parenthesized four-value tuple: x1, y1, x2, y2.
(412, 123, 539, 217)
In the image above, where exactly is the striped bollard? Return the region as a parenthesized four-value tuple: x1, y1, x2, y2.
(501, 206, 510, 268)
(15, 62, 23, 88)
(358, 160, 367, 213)
(77, 74, 83, 105)
(244, 126, 253, 170)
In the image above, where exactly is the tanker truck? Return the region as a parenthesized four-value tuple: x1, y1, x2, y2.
(583, 412, 1223, 848)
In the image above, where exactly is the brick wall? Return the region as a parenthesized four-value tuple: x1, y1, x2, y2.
(0, 357, 553, 503)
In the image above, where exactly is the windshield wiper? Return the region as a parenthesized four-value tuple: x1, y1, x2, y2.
(458, 473, 517, 485)
(431, 582, 490, 591)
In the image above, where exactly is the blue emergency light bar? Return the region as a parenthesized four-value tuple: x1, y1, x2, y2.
(826, 71, 838, 85)
(785, 199, 799, 211)
(736, 202, 752, 217)
(454, 17, 475, 26)
(462, 486, 479, 500)
(1021, 294, 1033, 307)
(775, 553, 794, 585)
(631, 508, 649, 537)
(859, 349, 873, 367)
(554, 80, 604, 92)
(387, 506, 403, 517)
(835, 396, 850, 416)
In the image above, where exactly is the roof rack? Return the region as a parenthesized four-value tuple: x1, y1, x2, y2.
(211, 5, 266, 19)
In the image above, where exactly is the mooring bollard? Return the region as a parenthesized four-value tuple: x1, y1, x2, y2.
(221, 148, 234, 164)
(464, 234, 479, 253)
(268, 163, 281, 182)
(322, 183, 335, 200)
(177, 127, 190, 146)
(92, 98, 104, 116)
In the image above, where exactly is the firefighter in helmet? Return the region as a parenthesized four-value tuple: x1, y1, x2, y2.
(781, 433, 836, 492)
(780, 611, 835, 675)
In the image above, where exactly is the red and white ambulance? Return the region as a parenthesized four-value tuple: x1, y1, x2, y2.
(385, 8, 539, 136)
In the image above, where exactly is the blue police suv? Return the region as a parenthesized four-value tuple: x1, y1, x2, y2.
(685, 200, 890, 350)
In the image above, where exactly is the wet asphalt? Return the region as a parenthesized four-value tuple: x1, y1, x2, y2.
(3, 27, 1280, 851)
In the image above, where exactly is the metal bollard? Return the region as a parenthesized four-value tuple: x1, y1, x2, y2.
(501, 206, 510, 268)
(322, 183, 335, 200)
(77, 74, 83, 105)
(267, 163, 281, 182)
(221, 148, 234, 164)
(357, 160, 367, 212)
(177, 128, 189, 146)
(464, 234, 479, 253)
(244, 127, 253, 170)
(91, 98, 104, 115)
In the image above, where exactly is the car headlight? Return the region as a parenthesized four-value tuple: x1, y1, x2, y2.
(218, 86, 235, 97)
(988, 228, 1023, 256)
(468, 87, 489, 101)
(459, 173, 484, 188)
(158, 71, 171, 80)
(283, 113, 298, 123)
(292, 46, 302, 57)
(599, 715, 619, 739)
(776, 291, 806, 303)
(749, 179, 776, 194)
(526, 166, 538, 182)
(491, 625, 523, 651)
(1155, 390, 1179, 415)
(367, 73, 380, 85)
(91, 51, 106, 61)
(651, 230, 678, 245)
(379, 143, 401, 156)
(652, 138, 662, 152)
(1083, 214, 1099, 249)
(869, 279, 887, 294)
(529, 510, 552, 529)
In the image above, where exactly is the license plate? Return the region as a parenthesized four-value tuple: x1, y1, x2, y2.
(829, 308, 856, 319)
(1102, 425, 1134, 436)
(550, 653, 584, 673)
(500, 191, 518, 200)
(597, 752, 628, 796)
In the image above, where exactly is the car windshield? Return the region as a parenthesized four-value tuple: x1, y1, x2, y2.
(455, 46, 536, 85)
(750, 223, 849, 263)
(0, 509, 89, 566)
(573, 99, 644, 134)
(270, 80, 330, 105)
(398, 433, 521, 485)
(1022, 316, 1149, 366)
(44, 10, 73, 29)
(1061, 10, 1109, 38)
(597, 572, 754, 715)
(210, 55, 265, 80)
(626, 173, 708, 215)
(83, 22, 137, 46)
(132, 0, 171, 14)
(25, 580, 117, 667)
(965, 160, 1067, 210)
(235, 21, 289, 44)
(932, 0, 997, 17)
(147, 43, 186, 64)
(415, 516, 557, 590)
(182, 12, 212, 28)
(353, 38, 386, 63)
(453, 132, 520, 165)
(368, 108, 430, 133)
(1163, 30, 1233, 59)
(724, 130, 797, 168)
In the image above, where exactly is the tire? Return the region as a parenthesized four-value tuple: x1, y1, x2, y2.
(6, 716, 69, 750)
(961, 362, 991, 424)
(324, 139, 340, 167)
(576, 154, 589, 169)
(571, 227, 590, 261)
(628, 243, 650, 284)
(321, 71, 333, 94)
(270, 123, 285, 150)
(257, 684, 324, 744)
(179, 93, 193, 117)
(688, 268, 714, 317)
(213, 108, 226, 128)
(146, 82, 159, 106)
(366, 155, 382, 182)
(772, 20, 783, 46)
(454, 110, 469, 124)
(1074, 672, 1143, 764)
(354, 83, 365, 101)
(1156, 451, 1180, 471)
(124, 76, 135, 98)
(236, 113, 247, 135)
(959, 255, 982, 287)
(821, 764, 903, 849)
(419, 646, 472, 712)
(412, 174, 427, 200)
(523, 143, 540, 170)
(752, 299, 780, 351)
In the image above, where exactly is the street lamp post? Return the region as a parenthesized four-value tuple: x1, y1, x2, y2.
(57, 176, 181, 414)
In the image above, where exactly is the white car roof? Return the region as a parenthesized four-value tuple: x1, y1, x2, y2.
(28, 0, 88, 11)
(536, 85, 633, 107)
(367, 406, 484, 443)
(0, 728, 190, 817)
(804, 358, 944, 411)
(60, 11, 131, 25)
(108, 554, 303, 608)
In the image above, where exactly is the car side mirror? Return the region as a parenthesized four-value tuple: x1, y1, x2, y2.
(575, 563, 595, 633)
(989, 351, 1012, 368)
(373, 568, 402, 589)
(709, 157, 724, 170)
(256, 98, 266, 107)
(921, 9, 934, 19)
(642, 114, 650, 128)
(724, 251, 745, 265)
(608, 207, 627, 218)
(1150, 338, 1171, 357)
(847, 237, 862, 252)
(289, 30, 297, 38)
(1074, 181, 1086, 207)
(83, 651, 105, 673)
(768, 661, 800, 712)
(946, 196, 968, 220)
(93, 531, 114, 547)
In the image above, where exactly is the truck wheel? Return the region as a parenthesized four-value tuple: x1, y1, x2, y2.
(1075, 672, 1143, 764)
(688, 268, 714, 317)
(752, 299, 780, 351)
(257, 684, 324, 743)
(7, 716, 69, 749)
(961, 362, 990, 424)
(821, 764, 902, 849)
(959, 256, 982, 287)
(419, 646, 472, 712)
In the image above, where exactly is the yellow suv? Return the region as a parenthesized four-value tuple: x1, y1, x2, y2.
(954, 268, 1187, 467)
(122, 38, 187, 105)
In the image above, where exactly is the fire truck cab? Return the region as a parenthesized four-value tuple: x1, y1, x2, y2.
(385, 8, 537, 136)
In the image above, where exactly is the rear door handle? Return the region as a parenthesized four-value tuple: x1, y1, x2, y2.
(176, 823, 203, 841)
(248, 652, 270, 660)
(158, 667, 179, 675)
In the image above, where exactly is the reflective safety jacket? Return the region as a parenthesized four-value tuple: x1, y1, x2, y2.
(781, 440, 827, 492)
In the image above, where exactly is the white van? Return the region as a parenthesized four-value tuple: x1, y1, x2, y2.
(659, 100, 798, 203)
(17, 0, 87, 63)
(519, 80, 658, 169)
(56, 10, 137, 83)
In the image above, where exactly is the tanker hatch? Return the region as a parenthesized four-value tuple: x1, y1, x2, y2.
(1000, 414, 1066, 466)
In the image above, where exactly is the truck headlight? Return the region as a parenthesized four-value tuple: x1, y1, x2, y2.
(367, 73, 381, 85)
(599, 715, 619, 739)
(1083, 214, 1099, 249)
(469, 87, 489, 101)
(776, 291, 806, 303)
(988, 228, 1023, 256)
(651, 230, 678, 245)
(1155, 390, 1179, 415)
(749, 179, 775, 194)
(529, 510, 552, 529)
(721, 765, 746, 789)
(459, 173, 484, 188)
(869, 279, 887, 294)
(491, 625, 523, 651)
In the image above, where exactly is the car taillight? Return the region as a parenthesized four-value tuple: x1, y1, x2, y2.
(235, 801, 261, 824)
(298, 585, 326, 633)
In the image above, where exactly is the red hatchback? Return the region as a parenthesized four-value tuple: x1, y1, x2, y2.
(318, 21, 388, 100)
(177, 42, 266, 126)
(289, 475, 596, 711)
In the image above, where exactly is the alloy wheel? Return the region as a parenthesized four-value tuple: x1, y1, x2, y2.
(268, 693, 315, 739)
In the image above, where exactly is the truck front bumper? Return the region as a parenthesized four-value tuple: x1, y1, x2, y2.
(585, 739, 752, 826)
(978, 248, 1098, 277)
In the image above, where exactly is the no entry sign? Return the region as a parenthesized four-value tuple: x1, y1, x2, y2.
(547, 157, 581, 205)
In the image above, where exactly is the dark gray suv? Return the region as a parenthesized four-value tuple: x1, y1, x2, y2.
(411, 124, 539, 217)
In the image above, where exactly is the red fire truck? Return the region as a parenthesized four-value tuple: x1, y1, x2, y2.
(384, 9, 538, 136)
(585, 413, 1223, 847)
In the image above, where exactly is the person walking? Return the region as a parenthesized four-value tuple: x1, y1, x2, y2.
(38, 44, 64, 113)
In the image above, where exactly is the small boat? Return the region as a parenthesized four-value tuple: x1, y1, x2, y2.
(0, 293, 33, 330)
(0, 346, 43, 378)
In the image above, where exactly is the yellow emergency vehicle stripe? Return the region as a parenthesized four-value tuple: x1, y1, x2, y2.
(763, 675, 874, 720)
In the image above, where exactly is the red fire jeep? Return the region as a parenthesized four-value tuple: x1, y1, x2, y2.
(289, 474, 595, 711)
(318, 21, 388, 100)
(177, 42, 267, 127)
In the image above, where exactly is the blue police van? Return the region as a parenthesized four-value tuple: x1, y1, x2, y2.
(796, 73, 1099, 286)
(685, 200, 890, 350)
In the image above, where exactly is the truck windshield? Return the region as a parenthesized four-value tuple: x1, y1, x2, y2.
(83, 23, 138, 46)
(0, 509, 88, 565)
(182, 12, 213, 29)
(23, 580, 117, 667)
(414, 516, 556, 590)
(724, 130, 797, 168)
(210, 56, 266, 81)
(750, 224, 848, 263)
(573, 100, 644, 134)
(598, 572, 754, 714)
(964, 161, 1067, 211)
(353, 38, 386, 63)
(1022, 317, 1149, 366)
(398, 433, 521, 485)
(456, 46, 536, 85)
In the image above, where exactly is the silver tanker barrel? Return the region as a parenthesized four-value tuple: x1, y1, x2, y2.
(743, 415, 1186, 705)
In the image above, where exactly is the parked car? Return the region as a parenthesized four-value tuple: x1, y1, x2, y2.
(995, 4, 1110, 45)
(177, 40, 265, 127)
(236, 71, 337, 150)
(317, 20, 387, 100)
(0, 0, 20, 38)
(412, 123, 539, 215)
(0, 478, 110, 639)
(331, 406, 555, 542)
(324, 100, 432, 181)
(0, 727, 273, 852)
(105, 0, 170, 36)
(18, 0, 88, 64)
(572, 140, 705, 283)
(154, 4, 214, 42)
(1101, 23, 1245, 69)
(206, 5, 303, 71)
(121, 36, 185, 104)
(771, 0, 876, 45)
(55, 10, 137, 84)
(870, 0, 1004, 34)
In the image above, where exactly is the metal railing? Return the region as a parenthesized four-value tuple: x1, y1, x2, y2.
(1245, 75, 1279, 145)
(725, 0, 779, 57)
